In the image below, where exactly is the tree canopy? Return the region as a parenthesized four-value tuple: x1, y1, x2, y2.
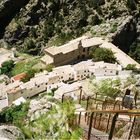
(21, 69, 37, 83)
(0, 60, 14, 76)
(90, 47, 116, 63)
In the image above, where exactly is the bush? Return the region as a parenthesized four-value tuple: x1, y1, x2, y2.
(23, 38, 39, 55)
(21, 69, 37, 83)
(19, 100, 82, 139)
(0, 60, 14, 76)
(125, 64, 136, 70)
(0, 102, 29, 124)
(90, 47, 116, 63)
(46, 64, 54, 72)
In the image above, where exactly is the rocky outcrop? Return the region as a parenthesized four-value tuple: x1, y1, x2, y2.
(0, 0, 29, 38)
(28, 96, 56, 121)
(111, 15, 138, 53)
(0, 125, 24, 139)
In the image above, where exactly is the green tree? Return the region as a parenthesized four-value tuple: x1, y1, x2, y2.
(89, 78, 121, 98)
(19, 100, 82, 139)
(0, 60, 14, 76)
(21, 69, 36, 83)
(23, 38, 39, 55)
(0, 102, 29, 124)
(90, 47, 116, 63)
(129, 41, 140, 63)
(125, 64, 136, 70)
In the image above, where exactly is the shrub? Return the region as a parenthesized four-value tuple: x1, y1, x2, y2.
(0, 102, 29, 124)
(125, 64, 136, 70)
(21, 69, 37, 83)
(90, 47, 116, 63)
(0, 60, 14, 76)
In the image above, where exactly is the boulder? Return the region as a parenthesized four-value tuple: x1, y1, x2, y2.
(0, 125, 24, 139)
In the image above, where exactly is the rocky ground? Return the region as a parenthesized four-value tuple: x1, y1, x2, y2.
(0, 125, 24, 139)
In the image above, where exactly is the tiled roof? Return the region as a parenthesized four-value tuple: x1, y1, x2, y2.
(11, 73, 26, 81)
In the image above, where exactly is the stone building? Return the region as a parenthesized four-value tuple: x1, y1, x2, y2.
(41, 36, 103, 66)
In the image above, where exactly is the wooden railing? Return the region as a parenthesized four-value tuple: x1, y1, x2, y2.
(77, 109, 140, 140)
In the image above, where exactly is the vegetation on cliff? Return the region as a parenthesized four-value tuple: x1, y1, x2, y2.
(2, 0, 139, 57)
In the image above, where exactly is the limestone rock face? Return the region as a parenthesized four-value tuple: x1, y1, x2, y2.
(0, 125, 24, 139)
(0, 0, 29, 38)
(111, 15, 138, 53)
(28, 96, 55, 121)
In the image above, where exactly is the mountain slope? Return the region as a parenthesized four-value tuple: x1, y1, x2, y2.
(0, 0, 140, 57)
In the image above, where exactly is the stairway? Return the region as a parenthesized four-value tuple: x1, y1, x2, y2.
(75, 104, 110, 140)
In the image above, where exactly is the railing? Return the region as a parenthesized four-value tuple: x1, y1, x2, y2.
(61, 87, 140, 140)
(77, 109, 140, 140)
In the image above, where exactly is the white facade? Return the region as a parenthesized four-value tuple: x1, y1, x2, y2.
(2, 60, 133, 107)
(53, 65, 75, 82)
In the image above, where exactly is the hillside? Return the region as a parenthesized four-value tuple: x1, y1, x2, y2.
(0, 0, 140, 61)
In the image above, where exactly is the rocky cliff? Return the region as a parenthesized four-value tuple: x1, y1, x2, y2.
(0, 0, 29, 38)
(0, 0, 140, 60)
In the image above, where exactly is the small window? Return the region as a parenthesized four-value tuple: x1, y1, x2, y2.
(83, 48, 85, 52)
(82, 55, 85, 58)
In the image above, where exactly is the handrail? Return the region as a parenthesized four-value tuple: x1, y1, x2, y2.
(76, 109, 140, 114)
(77, 109, 140, 140)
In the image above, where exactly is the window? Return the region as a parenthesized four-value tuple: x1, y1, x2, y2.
(82, 55, 85, 58)
(83, 48, 85, 52)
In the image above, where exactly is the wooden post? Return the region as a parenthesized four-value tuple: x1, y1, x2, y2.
(128, 116, 136, 140)
(106, 113, 111, 132)
(79, 86, 82, 104)
(86, 97, 90, 110)
(88, 112, 94, 140)
(62, 94, 65, 103)
(78, 112, 81, 125)
(85, 97, 90, 122)
(98, 113, 102, 128)
(109, 113, 119, 140)
(94, 104, 98, 128)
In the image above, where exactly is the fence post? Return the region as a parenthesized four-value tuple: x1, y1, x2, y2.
(109, 113, 119, 140)
(78, 112, 81, 125)
(128, 116, 136, 140)
(106, 113, 111, 132)
(85, 97, 89, 122)
(79, 86, 82, 104)
(98, 113, 102, 128)
(62, 94, 64, 103)
(88, 112, 94, 140)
